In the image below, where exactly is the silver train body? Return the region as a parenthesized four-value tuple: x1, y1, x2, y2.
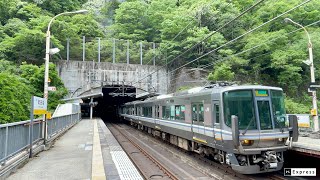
(119, 85, 298, 174)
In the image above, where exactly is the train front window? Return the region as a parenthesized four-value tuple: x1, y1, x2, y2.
(223, 90, 257, 130)
(257, 101, 273, 130)
(271, 90, 287, 128)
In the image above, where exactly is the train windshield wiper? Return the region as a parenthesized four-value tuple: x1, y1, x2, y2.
(273, 115, 284, 133)
(242, 117, 254, 135)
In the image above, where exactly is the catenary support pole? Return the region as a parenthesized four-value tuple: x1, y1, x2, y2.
(113, 38, 115, 63)
(67, 38, 70, 61)
(140, 42, 143, 65)
(90, 97, 93, 120)
(83, 36, 85, 61)
(98, 38, 101, 63)
(127, 40, 130, 64)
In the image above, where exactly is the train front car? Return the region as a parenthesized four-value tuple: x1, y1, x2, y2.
(221, 86, 291, 174)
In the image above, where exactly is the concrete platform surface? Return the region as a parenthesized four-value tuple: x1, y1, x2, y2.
(291, 136, 320, 156)
(6, 118, 142, 180)
(7, 119, 94, 180)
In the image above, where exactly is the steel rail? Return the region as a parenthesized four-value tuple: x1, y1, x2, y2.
(110, 124, 179, 180)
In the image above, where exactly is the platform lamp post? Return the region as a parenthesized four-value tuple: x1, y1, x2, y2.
(43, 10, 89, 141)
(284, 18, 319, 132)
(44, 9, 88, 100)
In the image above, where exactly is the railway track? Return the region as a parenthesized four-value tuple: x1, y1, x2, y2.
(139, 129, 253, 180)
(108, 123, 180, 180)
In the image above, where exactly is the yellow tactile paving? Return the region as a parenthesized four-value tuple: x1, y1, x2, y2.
(92, 119, 106, 180)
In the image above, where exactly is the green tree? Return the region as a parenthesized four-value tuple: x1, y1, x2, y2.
(26, 0, 85, 15)
(112, 1, 150, 42)
(208, 63, 234, 81)
(0, 72, 33, 124)
(0, 0, 19, 25)
(20, 62, 68, 111)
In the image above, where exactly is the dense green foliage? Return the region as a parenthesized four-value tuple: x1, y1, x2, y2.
(106, 0, 320, 113)
(0, 72, 32, 123)
(0, 0, 91, 123)
(1, 0, 320, 120)
(0, 60, 67, 123)
(0, 0, 103, 63)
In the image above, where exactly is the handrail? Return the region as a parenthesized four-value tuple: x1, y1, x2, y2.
(0, 118, 42, 128)
(0, 112, 81, 166)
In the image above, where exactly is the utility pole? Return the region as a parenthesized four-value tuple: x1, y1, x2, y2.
(285, 18, 319, 132)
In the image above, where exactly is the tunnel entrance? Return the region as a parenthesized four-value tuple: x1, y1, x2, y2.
(81, 85, 138, 122)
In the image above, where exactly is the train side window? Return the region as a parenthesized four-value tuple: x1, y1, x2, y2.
(170, 106, 175, 120)
(214, 104, 220, 124)
(143, 107, 152, 117)
(162, 106, 166, 119)
(175, 106, 180, 120)
(199, 104, 204, 122)
(156, 105, 160, 118)
(162, 106, 170, 119)
(148, 107, 152, 117)
(142, 107, 145, 116)
(192, 104, 198, 121)
(149, 107, 152, 117)
(181, 105, 185, 120)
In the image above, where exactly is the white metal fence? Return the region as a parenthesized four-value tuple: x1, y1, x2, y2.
(0, 112, 81, 165)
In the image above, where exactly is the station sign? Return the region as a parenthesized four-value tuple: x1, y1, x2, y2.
(32, 96, 47, 115)
(29, 96, 47, 158)
(48, 86, 56, 91)
(286, 114, 310, 128)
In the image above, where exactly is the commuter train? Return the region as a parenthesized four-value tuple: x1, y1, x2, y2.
(118, 84, 298, 174)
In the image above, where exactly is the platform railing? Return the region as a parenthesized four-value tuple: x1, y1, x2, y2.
(47, 113, 81, 140)
(0, 112, 81, 165)
(0, 119, 42, 165)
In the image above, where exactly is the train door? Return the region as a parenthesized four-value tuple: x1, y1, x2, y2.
(256, 99, 274, 146)
(254, 89, 274, 147)
(198, 103, 205, 135)
(191, 103, 205, 136)
(213, 101, 222, 141)
(191, 103, 198, 134)
(155, 105, 160, 126)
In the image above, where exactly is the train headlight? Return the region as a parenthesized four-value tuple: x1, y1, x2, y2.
(278, 137, 288, 143)
(241, 139, 254, 146)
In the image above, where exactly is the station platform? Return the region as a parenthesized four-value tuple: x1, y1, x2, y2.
(291, 136, 320, 157)
(7, 118, 142, 180)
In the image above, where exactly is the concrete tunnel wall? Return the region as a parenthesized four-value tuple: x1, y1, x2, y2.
(55, 60, 169, 97)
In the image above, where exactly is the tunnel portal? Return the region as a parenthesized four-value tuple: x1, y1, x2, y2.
(81, 85, 139, 122)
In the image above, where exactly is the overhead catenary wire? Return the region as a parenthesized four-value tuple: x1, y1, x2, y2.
(157, 0, 313, 83)
(132, 0, 266, 84)
(168, 52, 273, 85)
(111, 1, 237, 94)
(144, 1, 232, 66)
(157, 18, 320, 87)
(111, 0, 313, 95)
(144, 20, 194, 66)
